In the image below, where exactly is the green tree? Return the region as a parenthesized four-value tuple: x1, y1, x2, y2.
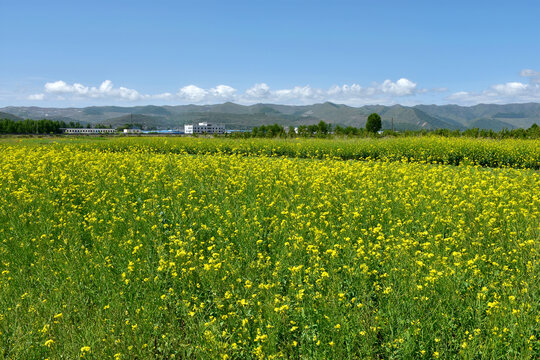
(366, 113, 382, 133)
(297, 125, 309, 137)
(316, 120, 330, 136)
(287, 126, 297, 137)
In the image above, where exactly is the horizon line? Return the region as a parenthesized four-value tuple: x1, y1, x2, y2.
(3, 101, 540, 110)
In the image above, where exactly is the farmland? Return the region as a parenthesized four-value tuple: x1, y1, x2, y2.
(0, 137, 538, 359)
(6, 136, 539, 169)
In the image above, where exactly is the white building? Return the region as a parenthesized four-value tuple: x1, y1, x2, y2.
(123, 128, 142, 134)
(63, 128, 116, 134)
(184, 122, 225, 135)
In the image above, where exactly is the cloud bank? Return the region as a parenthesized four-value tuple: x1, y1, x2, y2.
(446, 69, 540, 104)
(28, 78, 422, 106)
(26, 69, 540, 106)
(35, 80, 171, 101)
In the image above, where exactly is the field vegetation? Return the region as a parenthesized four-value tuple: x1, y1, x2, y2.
(6, 136, 538, 169)
(0, 137, 538, 358)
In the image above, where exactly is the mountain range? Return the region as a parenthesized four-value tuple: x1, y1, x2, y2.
(2, 102, 540, 131)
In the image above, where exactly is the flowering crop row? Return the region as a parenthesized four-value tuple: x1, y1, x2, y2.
(33, 136, 540, 169)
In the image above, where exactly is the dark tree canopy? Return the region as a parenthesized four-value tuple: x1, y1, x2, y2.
(0, 118, 68, 134)
(366, 113, 382, 133)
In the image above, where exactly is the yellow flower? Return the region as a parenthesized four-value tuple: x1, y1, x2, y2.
(44, 339, 54, 347)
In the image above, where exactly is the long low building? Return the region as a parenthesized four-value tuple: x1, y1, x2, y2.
(184, 122, 225, 134)
(63, 128, 116, 134)
(123, 128, 142, 134)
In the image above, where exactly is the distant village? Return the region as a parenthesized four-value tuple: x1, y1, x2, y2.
(61, 122, 314, 136)
(63, 122, 229, 135)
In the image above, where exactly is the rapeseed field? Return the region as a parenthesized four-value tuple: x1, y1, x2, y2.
(5, 136, 539, 169)
(0, 138, 538, 358)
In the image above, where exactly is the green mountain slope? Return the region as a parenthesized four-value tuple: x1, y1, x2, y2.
(103, 114, 172, 129)
(416, 103, 540, 128)
(2, 102, 539, 131)
(0, 112, 22, 121)
(469, 118, 515, 131)
(380, 106, 462, 130)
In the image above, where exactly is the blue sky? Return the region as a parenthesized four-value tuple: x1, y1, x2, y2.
(1, 0, 539, 107)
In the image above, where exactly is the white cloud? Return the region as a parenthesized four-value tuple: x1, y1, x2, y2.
(447, 69, 540, 104)
(44, 80, 75, 93)
(209, 85, 236, 99)
(273, 85, 325, 102)
(245, 83, 271, 99)
(44, 80, 143, 101)
(28, 93, 45, 100)
(449, 91, 469, 98)
(177, 85, 208, 102)
(327, 84, 363, 97)
(99, 80, 113, 92)
(491, 82, 527, 95)
(12, 70, 540, 106)
(239, 78, 421, 105)
(115, 86, 141, 101)
(39, 80, 177, 102)
(381, 78, 417, 95)
(31, 77, 425, 105)
(154, 92, 173, 100)
(177, 84, 237, 103)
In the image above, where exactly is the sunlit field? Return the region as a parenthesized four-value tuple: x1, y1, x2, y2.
(2, 135, 539, 169)
(0, 137, 538, 359)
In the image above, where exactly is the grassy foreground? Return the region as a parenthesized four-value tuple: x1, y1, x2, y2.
(0, 139, 538, 359)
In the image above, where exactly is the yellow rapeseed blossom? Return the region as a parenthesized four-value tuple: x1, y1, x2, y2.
(0, 137, 538, 359)
(44, 339, 54, 347)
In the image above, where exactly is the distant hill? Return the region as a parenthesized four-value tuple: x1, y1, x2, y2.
(103, 114, 171, 129)
(2, 103, 539, 131)
(415, 103, 540, 129)
(468, 118, 516, 131)
(379, 105, 464, 130)
(0, 112, 22, 121)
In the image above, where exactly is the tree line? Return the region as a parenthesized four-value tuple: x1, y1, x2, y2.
(0, 119, 70, 134)
(249, 114, 382, 138)
(0, 118, 113, 134)
(239, 116, 540, 140)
